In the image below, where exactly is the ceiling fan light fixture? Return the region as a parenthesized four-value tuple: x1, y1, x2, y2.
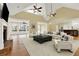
(51, 12, 56, 17)
(48, 3, 56, 17)
(48, 12, 56, 17)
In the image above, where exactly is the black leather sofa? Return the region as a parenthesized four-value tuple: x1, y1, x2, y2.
(33, 35, 52, 44)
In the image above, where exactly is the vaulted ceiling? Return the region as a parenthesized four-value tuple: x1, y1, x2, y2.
(1, 3, 79, 24)
(54, 7, 79, 19)
(6, 3, 79, 16)
(7, 3, 33, 15)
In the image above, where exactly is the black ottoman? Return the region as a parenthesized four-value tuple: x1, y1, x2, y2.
(33, 35, 52, 44)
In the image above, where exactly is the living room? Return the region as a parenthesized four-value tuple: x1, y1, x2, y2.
(0, 3, 79, 56)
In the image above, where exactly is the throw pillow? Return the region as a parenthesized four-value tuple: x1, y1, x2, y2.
(61, 35, 69, 41)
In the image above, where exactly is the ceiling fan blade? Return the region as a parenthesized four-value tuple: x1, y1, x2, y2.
(38, 7, 42, 9)
(33, 5, 37, 9)
(33, 10, 36, 13)
(37, 9, 41, 12)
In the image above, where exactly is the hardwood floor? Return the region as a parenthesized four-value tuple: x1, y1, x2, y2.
(74, 47, 79, 56)
(0, 36, 30, 56)
(6, 38, 30, 56)
(0, 40, 13, 56)
(73, 36, 79, 40)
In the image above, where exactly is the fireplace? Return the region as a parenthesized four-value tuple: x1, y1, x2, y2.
(3, 26, 7, 43)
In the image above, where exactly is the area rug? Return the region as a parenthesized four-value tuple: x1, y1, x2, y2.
(21, 38, 79, 56)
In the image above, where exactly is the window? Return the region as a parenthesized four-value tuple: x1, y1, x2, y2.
(12, 24, 18, 31)
(19, 22, 27, 31)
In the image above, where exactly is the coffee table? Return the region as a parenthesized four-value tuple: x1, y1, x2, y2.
(33, 35, 52, 44)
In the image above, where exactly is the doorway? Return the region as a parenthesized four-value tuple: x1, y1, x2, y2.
(3, 26, 7, 43)
(37, 22, 47, 35)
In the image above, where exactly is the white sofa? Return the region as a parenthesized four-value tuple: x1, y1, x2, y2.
(54, 40, 73, 52)
(53, 32, 73, 52)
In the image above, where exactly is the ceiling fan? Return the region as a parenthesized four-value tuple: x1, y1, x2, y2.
(29, 4, 42, 13)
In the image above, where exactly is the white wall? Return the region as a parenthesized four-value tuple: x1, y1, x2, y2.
(0, 23, 4, 49)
